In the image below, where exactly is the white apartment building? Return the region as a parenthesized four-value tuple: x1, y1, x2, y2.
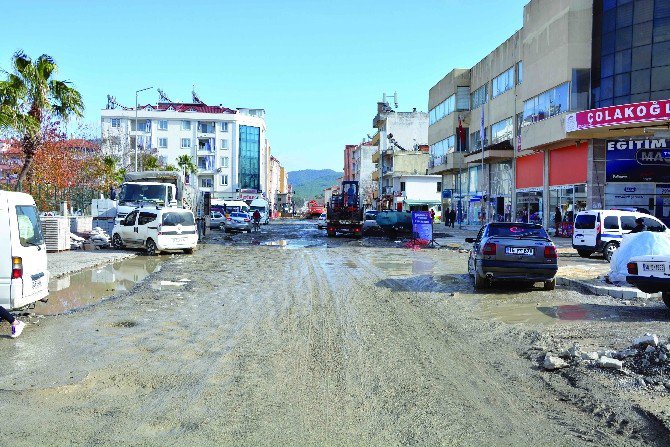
(351, 142, 377, 209)
(101, 100, 269, 200)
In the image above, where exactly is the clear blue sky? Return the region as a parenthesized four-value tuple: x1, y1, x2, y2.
(0, 0, 528, 172)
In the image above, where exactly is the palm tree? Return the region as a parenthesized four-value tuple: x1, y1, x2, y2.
(176, 154, 197, 181)
(0, 51, 84, 191)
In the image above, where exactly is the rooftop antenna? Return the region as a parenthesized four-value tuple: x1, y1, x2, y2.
(192, 85, 203, 104)
(157, 88, 172, 103)
(381, 91, 398, 110)
(106, 94, 129, 110)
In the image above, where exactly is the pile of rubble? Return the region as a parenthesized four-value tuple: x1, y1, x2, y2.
(69, 227, 111, 250)
(543, 333, 670, 390)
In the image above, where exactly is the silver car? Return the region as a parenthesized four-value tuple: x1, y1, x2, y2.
(466, 222, 558, 290)
(223, 212, 252, 233)
(210, 211, 225, 229)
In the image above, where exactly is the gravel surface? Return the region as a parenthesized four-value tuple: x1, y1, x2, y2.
(0, 221, 668, 445)
(47, 249, 137, 278)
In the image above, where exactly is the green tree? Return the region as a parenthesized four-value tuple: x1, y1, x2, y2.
(142, 154, 160, 171)
(176, 154, 197, 179)
(0, 51, 84, 191)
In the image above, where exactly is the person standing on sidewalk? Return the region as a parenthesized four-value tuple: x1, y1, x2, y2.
(450, 208, 457, 228)
(554, 207, 562, 237)
(1, 306, 25, 338)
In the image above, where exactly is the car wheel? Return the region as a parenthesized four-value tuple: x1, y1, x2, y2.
(473, 272, 488, 290)
(662, 292, 670, 309)
(603, 242, 619, 262)
(543, 278, 556, 291)
(112, 234, 124, 249)
(145, 238, 158, 256)
(183, 248, 194, 254)
(577, 249, 593, 258)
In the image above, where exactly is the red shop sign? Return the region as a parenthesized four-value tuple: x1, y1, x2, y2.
(566, 99, 670, 132)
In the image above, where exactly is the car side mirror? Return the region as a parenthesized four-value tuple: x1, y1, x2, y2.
(465, 237, 475, 243)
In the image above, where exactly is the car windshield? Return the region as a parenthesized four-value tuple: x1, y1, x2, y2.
(119, 184, 166, 205)
(487, 224, 549, 239)
(16, 205, 45, 247)
(162, 212, 195, 226)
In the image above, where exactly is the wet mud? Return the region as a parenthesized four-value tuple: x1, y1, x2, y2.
(0, 221, 668, 446)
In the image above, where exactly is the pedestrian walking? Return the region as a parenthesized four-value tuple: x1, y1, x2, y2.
(430, 209, 435, 222)
(450, 208, 457, 228)
(445, 210, 451, 227)
(554, 206, 562, 237)
(1, 306, 25, 338)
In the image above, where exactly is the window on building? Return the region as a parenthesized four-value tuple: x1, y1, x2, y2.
(220, 174, 229, 186)
(430, 134, 457, 166)
(158, 120, 168, 130)
(491, 118, 513, 144)
(158, 138, 168, 148)
(221, 139, 228, 149)
(111, 118, 120, 128)
(470, 84, 488, 110)
(197, 156, 214, 171)
(220, 156, 229, 168)
(239, 125, 261, 190)
(197, 121, 215, 133)
(181, 120, 191, 131)
(437, 181, 442, 192)
(220, 122, 229, 132)
(400, 181, 406, 192)
(517, 61, 523, 84)
(522, 82, 570, 126)
(456, 86, 470, 111)
(135, 120, 151, 132)
(181, 138, 191, 148)
(198, 138, 215, 152)
(492, 67, 515, 98)
(470, 129, 486, 151)
(429, 94, 456, 125)
(200, 177, 213, 188)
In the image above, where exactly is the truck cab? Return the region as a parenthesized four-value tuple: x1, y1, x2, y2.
(116, 182, 177, 224)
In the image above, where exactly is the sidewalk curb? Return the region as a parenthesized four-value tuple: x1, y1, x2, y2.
(557, 276, 661, 300)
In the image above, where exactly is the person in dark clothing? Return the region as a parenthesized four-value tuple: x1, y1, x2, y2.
(1, 306, 25, 338)
(450, 208, 457, 228)
(630, 217, 647, 233)
(554, 207, 562, 236)
(445, 210, 451, 227)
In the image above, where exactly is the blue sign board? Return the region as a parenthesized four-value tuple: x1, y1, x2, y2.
(411, 211, 433, 241)
(606, 139, 670, 182)
(441, 189, 452, 199)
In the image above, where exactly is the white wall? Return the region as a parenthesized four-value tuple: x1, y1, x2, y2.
(393, 175, 441, 204)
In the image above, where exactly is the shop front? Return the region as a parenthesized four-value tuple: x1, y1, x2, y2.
(515, 152, 543, 224)
(487, 161, 512, 222)
(548, 142, 588, 236)
(603, 138, 670, 227)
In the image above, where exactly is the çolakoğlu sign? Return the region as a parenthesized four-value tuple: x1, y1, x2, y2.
(565, 99, 670, 131)
(606, 138, 670, 182)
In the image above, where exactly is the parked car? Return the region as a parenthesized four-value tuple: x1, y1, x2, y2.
(362, 210, 380, 233)
(466, 222, 558, 290)
(572, 210, 667, 262)
(626, 255, 670, 308)
(223, 212, 253, 233)
(0, 191, 49, 310)
(317, 212, 327, 229)
(210, 211, 225, 229)
(112, 207, 198, 255)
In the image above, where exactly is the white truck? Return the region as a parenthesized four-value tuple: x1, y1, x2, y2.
(117, 171, 209, 236)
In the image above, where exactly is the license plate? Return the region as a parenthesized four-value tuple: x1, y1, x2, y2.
(173, 237, 186, 244)
(642, 263, 666, 272)
(505, 247, 534, 255)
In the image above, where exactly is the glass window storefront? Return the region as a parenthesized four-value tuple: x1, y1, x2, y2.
(516, 190, 543, 224)
(548, 184, 587, 234)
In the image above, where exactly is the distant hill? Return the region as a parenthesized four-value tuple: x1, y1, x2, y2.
(288, 169, 342, 205)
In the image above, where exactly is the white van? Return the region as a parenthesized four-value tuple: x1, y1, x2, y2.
(572, 210, 668, 261)
(112, 207, 198, 255)
(0, 191, 49, 309)
(249, 198, 270, 224)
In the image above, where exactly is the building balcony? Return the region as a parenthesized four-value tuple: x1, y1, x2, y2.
(463, 140, 514, 164)
(372, 169, 380, 181)
(371, 150, 380, 163)
(428, 151, 466, 174)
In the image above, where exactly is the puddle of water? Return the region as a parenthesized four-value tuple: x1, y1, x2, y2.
(35, 257, 163, 315)
(373, 257, 436, 277)
(262, 239, 325, 249)
(480, 302, 642, 325)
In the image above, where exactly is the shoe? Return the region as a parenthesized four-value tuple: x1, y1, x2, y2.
(10, 320, 25, 338)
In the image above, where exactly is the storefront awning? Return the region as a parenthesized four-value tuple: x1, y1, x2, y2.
(404, 199, 441, 206)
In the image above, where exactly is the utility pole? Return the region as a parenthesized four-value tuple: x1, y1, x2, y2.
(135, 86, 153, 172)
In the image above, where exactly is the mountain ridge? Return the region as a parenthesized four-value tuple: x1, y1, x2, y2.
(288, 169, 342, 205)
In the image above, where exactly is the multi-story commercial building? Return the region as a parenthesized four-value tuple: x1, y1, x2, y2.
(370, 100, 430, 210)
(101, 98, 269, 201)
(351, 142, 378, 209)
(429, 0, 670, 230)
(343, 145, 356, 181)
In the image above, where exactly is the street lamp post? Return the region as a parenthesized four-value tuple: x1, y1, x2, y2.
(135, 86, 153, 172)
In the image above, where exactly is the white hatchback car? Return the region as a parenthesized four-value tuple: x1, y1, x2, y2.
(112, 207, 198, 255)
(317, 212, 327, 229)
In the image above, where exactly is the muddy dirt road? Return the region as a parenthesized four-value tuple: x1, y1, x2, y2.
(1, 221, 669, 446)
